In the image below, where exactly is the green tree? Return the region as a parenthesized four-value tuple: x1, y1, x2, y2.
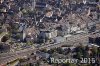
(56, 47, 63, 54)
(76, 52, 81, 59)
(27, 41, 33, 46)
(97, 47, 100, 57)
(92, 46, 98, 57)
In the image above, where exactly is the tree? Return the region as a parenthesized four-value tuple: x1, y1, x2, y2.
(35, 61, 40, 66)
(92, 46, 98, 57)
(27, 41, 33, 46)
(47, 48, 55, 54)
(56, 47, 63, 54)
(62, 63, 76, 66)
(62, 62, 70, 66)
(97, 47, 100, 57)
(76, 52, 81, 59)
(41, 48, 47, 53)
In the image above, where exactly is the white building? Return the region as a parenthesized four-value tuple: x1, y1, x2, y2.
(40, 30, 58, 39)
